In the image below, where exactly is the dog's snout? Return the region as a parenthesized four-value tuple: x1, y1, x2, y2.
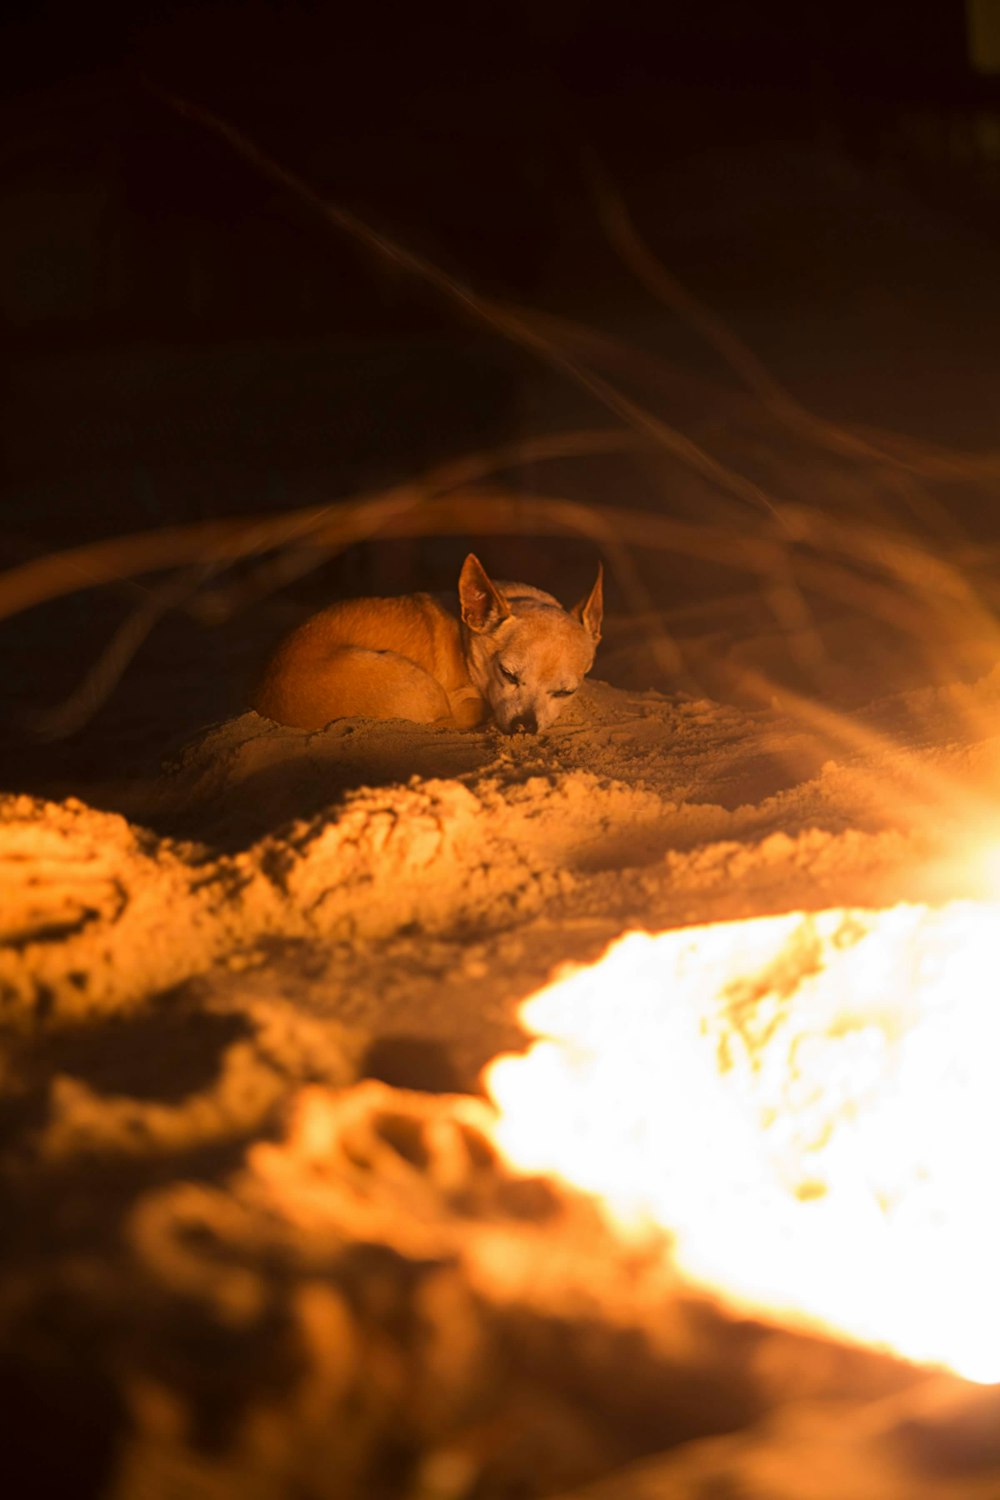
(509, 710, 538, 735)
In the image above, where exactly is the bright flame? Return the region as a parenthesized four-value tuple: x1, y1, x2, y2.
(484, 903, 1000, 1384)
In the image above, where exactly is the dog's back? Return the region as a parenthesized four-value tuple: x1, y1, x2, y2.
(253, 592, 482, 731)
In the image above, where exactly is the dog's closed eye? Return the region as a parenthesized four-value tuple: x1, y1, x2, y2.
(551, 687, 576, 698)
(498, 664, 520, 685)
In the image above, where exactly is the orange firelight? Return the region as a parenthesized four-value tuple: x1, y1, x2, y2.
(484, 903, 1000, 1385)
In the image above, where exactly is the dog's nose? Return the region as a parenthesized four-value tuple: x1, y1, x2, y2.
(509, 711, 538, 735)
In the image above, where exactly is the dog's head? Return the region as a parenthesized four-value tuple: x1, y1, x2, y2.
(458, 554, 603, 734)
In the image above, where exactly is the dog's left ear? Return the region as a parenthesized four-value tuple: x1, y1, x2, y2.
(459, 553, 511, 634)
(572, 561, 604, 643)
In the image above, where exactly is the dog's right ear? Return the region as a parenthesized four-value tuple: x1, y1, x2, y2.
(459, 554, 510, 633)
(572, 560, 604, 644)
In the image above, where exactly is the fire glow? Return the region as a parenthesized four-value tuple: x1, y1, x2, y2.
(484, 902, 1000, 1385)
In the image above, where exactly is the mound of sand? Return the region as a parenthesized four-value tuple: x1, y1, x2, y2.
(2, 673, 1000, 1497)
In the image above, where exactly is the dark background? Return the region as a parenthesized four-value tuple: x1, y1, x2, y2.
(4, 2, 995, 348)
(2, 0, 1000, 795)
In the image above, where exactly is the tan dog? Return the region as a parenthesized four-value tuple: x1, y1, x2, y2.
(253, 554, 603, 734)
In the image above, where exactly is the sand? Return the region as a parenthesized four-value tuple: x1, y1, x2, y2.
(3, 658, 1000, 1497)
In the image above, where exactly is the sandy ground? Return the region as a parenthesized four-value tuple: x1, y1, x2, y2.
(3, 646, 1000, 1497)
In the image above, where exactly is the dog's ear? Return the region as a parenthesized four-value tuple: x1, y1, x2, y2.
(572, 561, 603, 643)
(459, 554, 510, 633)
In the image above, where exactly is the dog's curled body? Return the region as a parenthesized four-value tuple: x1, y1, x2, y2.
(254, 592, 486, 730)
(252, 554, 603, 735)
